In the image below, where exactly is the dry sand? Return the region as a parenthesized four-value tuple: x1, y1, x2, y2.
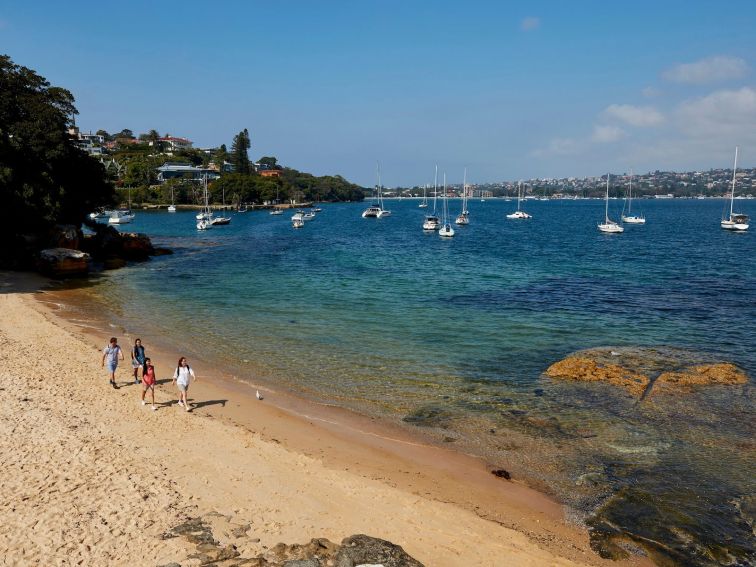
(0, 275, 650, 566)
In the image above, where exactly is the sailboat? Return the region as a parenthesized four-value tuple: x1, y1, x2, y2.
(721, 147, 750, 231)
(455, 168, 470, 225)
(362, 163, 391, 218)
(197, 175, 213, 230)
(621, 170, 645, 224)
(167, 186, 176, 212)
(108, 186, 135, 224)
(598, 174, 624, 233)
(422, 165, 441, 230)
(506, 182, 532, 219)
(211, 183, 231, 225)
(419, 183, 428, 208)
(439, 173, 455, 238)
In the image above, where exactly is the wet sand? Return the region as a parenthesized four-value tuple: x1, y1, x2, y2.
(0, 271, 651, 566)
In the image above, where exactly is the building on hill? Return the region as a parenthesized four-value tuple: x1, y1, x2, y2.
(156, 162, 220, 183)
(259, 169, 282, 178)
(155, 136, 193, 152)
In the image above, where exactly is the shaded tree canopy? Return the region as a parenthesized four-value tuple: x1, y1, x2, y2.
(0, 54, 114, 264)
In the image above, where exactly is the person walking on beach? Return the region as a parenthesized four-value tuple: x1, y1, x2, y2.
(102, 337, 124, 389)
(172, 357, 195, 412)
(131, 338, 146, 384)
(140, 357, 157, 410)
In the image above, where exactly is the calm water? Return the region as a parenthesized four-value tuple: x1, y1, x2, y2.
(77, 198, 754, 565)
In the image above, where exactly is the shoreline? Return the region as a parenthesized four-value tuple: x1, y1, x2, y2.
(2, 271, 650, 565)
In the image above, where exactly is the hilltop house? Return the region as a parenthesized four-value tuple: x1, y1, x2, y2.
(156, 162, 220, 183)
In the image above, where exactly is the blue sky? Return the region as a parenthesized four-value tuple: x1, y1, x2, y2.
(2, 1, 756, 186)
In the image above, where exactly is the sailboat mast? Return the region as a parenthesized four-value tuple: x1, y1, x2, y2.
(730, 146, 739, 217)
(517, 181, 522, 212)
(628, 170, 633, 214)
(443, 172, 447, 222)
(462, 167, 467, 213)
(433, 164, 438, 213)
(605, 175, 610, 222)
(376, 161, 382, 208)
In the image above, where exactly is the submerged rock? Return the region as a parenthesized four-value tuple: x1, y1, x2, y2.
(545, 356, 649, 396)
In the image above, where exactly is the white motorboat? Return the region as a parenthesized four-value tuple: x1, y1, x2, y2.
(291, 212, 304, 222)
(302, 212, 316, 221)
(721, 147, 750, 231)
(506, 182, 532, 219)
(196, 219, 211, 230)
(362, 205, 381, 218)
(89, 209, 112, 220)
(270, 209, 283, 215)
(210, 215, 231, 225)
(598, 174, 624, 233)
(439, 173, 455, 238)
(292, 217, 304, 228)
(621, 171, 645, 224)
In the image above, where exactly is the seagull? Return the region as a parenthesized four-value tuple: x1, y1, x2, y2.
(256, 390, 263, 400)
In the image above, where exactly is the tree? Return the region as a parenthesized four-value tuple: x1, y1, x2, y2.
(213, 144, 229, 171)
(96, 129, 111, 141)
(116, 128, 134, 139)
(257, 156, 279, 169)
(230, 128, 251, 174)
(0, 54, 114, 266)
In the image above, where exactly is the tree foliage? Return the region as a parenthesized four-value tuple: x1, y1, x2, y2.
(0, 54, 114, 262)
(230, 128, 251, 174)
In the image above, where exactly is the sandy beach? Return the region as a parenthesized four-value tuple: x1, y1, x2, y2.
(0, 273, 650, 566)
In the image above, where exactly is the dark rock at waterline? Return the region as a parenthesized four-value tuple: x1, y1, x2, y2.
(153, 247, 173, 256)
(119, 232, 155, 259)
(48, 224, 81, 249)
(492, 469, 511, 480)
(37, 248, 91, 278)
(402, 406, 453, 428)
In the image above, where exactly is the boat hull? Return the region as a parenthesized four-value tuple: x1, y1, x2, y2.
(721, 221, 749, 231)
(598, 222, 624, 233)
(622, 216, 645, 224)
(506, 211, 532, 219)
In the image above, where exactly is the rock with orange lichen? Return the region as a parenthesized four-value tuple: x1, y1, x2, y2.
(655, 363, 748, 391)
(545, 356, 649, 396)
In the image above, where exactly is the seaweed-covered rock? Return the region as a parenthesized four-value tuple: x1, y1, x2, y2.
(37, 248, 91, 278)
(545, 356, 649, 396)
(334, 534, 424, 567)
(655, 363, 748, 390)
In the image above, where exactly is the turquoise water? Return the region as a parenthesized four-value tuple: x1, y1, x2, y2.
(81, 199, 754, 565)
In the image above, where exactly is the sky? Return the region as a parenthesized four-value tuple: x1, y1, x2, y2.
(2, 0, 756, 186)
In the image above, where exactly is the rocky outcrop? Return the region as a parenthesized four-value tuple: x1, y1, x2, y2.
(655, 363, 748, 390)
(48, 224, 81, 249)
(119, 232, 155, 260)
(545, 348, 749, 398)
(37, 248, 91, 278)
(545, 356, 649, 396)
(162, 515, 424, 566)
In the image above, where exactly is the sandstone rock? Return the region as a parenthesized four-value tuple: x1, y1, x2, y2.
(655, 363, 748, 390)
(37, 248, 91, 278)
(334, 535, 424, 567)
(545, 356, 649, 396)
(119, 232, 155, 259)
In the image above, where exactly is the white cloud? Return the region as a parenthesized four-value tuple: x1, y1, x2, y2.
(642, 86, 661, 98)
(532, 137, 581, 157)
(591, 125, 626, 143)
(520, 17, 540, 31)
(662, 56, 749, 85)
(676, 86, 756, 141)
(603, 104, 664, 127)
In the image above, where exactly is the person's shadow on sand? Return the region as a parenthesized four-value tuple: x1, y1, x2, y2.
(187, 399, 227, 411)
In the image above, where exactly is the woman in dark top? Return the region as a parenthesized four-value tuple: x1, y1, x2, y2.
(131, 338, 146, 384)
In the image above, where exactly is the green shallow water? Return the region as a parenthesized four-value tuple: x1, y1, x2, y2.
(69, 199, 754, 565)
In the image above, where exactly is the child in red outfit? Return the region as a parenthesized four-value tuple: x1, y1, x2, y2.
(141, 358, 157, 410)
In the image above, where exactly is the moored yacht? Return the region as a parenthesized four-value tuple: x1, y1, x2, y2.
(598, 175, 624, 233)
(721, 147, 750, 231)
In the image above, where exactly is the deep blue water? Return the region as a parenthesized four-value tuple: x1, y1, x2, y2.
(79, 198, 754, 565)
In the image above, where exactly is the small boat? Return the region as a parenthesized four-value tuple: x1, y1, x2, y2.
(423, 166, 441, 230)
(721, 147, 750, 231)
(419, 182, 429, 208)
(168, 186, 176, 212)
(455, 167, 470, 225)
(506, 182, 532, 219)
(196, 175, 214, 224)
(302, 212, 316, 221)
(291, 212, 304, 222)
(108, 210, 135, 224)
(621, 171, 645, 224)
(196, 219, 211, 230)
(362, 163, 391, 218)
(89, 209, 112, 220)
(210, 216, 231, 226)
(312, 206, 323, 212)
(439, 173, 455, 238)
(292, 217, 305, 228)
(270, 208, 283, 215)
(237, 204, 248, 213)
(598, 174, 624, 233)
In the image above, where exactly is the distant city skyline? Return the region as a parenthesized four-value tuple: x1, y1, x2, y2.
(2, 1, 756, 186)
